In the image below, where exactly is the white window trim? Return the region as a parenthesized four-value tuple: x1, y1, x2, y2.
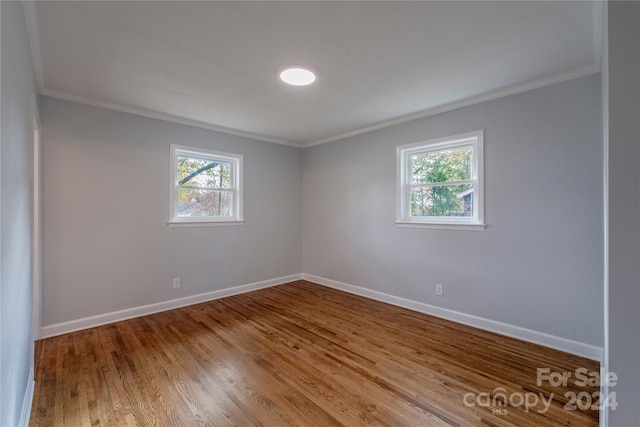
(168, 144, 244, 227)
(395, 130, 485, 231)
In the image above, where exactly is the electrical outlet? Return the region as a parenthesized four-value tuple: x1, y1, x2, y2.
(173, 278, 181, 289)
(435, 284, 444, 296)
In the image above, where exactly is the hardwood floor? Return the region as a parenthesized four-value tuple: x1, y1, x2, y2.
(30, 280, 599, 426)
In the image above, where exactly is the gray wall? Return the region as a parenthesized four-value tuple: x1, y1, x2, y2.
(303, 74, 603, 347)
(41, 97, 302, 326)
(0, 2, 37, 425)
(607, 1, 640, 425)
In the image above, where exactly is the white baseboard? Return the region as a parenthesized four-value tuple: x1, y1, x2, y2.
(39, 272, 603, 362)
(40, 274, 303, 339)
(19, 368, 35, 427)
(302, 273, 603, 362)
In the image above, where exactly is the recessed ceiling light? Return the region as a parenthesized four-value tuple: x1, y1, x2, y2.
(279, 67, 316, 86)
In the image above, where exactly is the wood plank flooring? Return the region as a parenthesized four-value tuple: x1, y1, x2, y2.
(30, 280, 599, 426)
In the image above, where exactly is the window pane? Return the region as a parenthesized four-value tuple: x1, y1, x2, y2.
(411, 147, 472, 184)
(177, 157, 232, 188)
(410, 184, 473, 217)
(177, 188, 233, 217)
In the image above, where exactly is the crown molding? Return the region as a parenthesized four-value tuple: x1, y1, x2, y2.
(38, 64, 600, 150)
(303, 63, 601, 148)
(40, 88, 303, 147)
(23, 0, 602, 150)
(23, 2, 302, 148)
(40, 65, 600, 150)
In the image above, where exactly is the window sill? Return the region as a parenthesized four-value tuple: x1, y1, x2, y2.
(395, 221, 486, 231)
(167, 220, 245, 228)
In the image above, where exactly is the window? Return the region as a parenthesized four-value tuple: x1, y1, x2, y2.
(169, 145, 243, 226)
(396, 130, 485, 230)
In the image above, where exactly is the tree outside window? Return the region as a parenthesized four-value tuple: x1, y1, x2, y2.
(170, 145, 243, 225)
(396, 131, 484, 230)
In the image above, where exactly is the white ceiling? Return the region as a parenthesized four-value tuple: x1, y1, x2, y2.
(25, 1, 602, 147)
